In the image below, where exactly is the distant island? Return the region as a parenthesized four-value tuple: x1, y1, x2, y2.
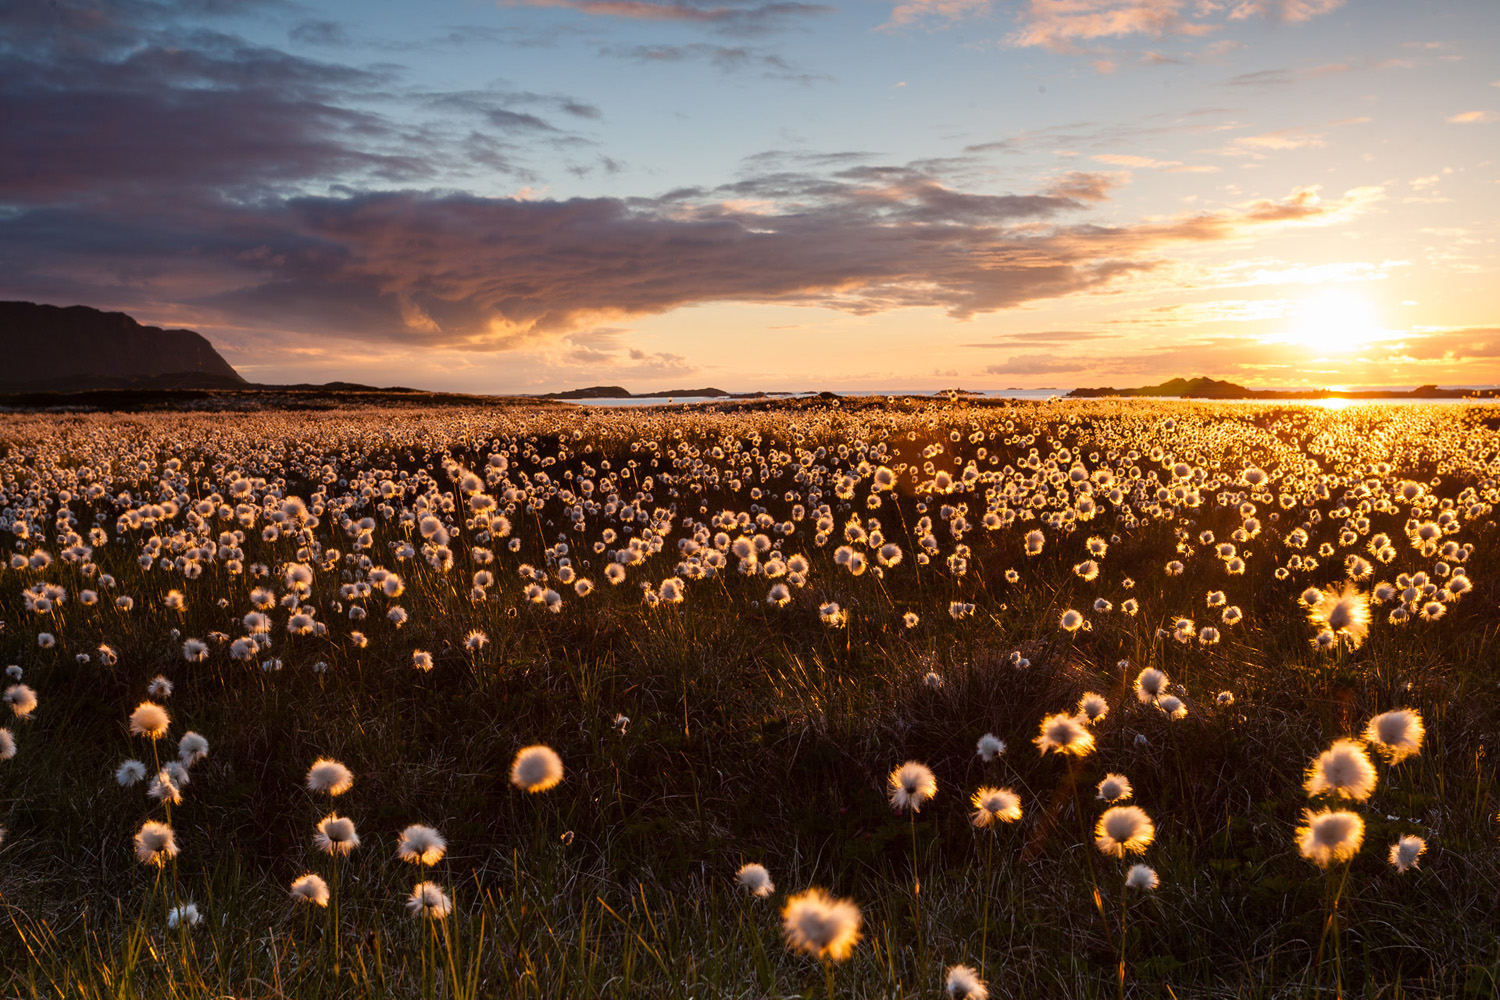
(1067, 376, 1500, 400)
(536, 385, 793, 400)
(0, 301, 246, 391)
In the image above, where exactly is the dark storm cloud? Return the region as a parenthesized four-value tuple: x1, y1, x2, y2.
(0, 0, 591, 205)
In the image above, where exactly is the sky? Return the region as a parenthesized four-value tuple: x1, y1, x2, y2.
(1, 0, 1496, 393)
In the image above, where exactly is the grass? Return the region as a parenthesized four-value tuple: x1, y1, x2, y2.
(0, 398, 1499, 997)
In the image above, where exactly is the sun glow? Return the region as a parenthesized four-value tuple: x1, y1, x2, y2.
(1287, 290, 1383, 355)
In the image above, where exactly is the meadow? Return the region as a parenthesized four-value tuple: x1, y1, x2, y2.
(1, 396, 1499, 999)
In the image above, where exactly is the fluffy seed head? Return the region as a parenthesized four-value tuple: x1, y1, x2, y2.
(1096, 773, 1133, 803)
(1297, 809, 1364, 868)
(1389, 834, 1426, 873)
(736, 863, 775, 898)
(888, 761, 937, 813)
(407, 881, 452, 920)
(511, 744, 565, 793)
(167, 903, 202, 929)
(1304, 739, 1378, 801)
(1125, 864, 1159, 891)
(290, 873, 330, 906)
(969, 786, 1022, 827)
(1134, 668, 1168, 703)
(1034, 713, 1096, 757)
(178, 732, 209, 765)
(945, 964, 989, 1000)
(128, 701, 170, 739)
(134, 820, 178, 867)
(306, 758, 354, 796)
(781, 887, 862, 962)
(314, 813, 360, 855)
(976, 733, 1005, 761)
(1077, 692, 1109, 724)
(397, 824, 447, 866)
(1364, 709, 1425, 765)
(1095, 805, 1155, 858)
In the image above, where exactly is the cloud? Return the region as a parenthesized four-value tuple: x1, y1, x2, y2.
(1223, 57, 1413, 88)
(881, 0, 993, 31)
(0, 1, 604, 203)
(983, 354, 1093, 375)
(1446, 110, 1496, 124)
(1043, 172, 1124, 201)
(1380, 327, 1500, 362)
(0, 1, 1389, 360)
(1226, 0, 1343, 23)
(503, 0, 831, 33)
(963, 330, 1121, 347)
(598, 43, 819, 80)
(1208, 118, 1368, 158)
(1001, 0, 1343, 70)
(1006, 0, 1219, 54)
(0, 178, 1383, 354)
(1094, 153, 1173, 168)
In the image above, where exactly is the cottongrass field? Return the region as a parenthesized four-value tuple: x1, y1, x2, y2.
(2, 396, 1500, 999)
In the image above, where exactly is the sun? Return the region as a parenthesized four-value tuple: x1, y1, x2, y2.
(1287, 290, 1382, 355)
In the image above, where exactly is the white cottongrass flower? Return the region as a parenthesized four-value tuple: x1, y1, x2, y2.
(1095, 806, 1155, 858)
(0, 729, 13, 761)
(147, 676, 173, 699)
(1134, 668, 1167, 704)
(116, 759, 147, 786)
(1125, 864, 1159, 891)
(167, 903, 202, 929)
(306, 758, 354, 796)
(1059, 609, 1084, 631)
(1307, 583, 1371, 650)
(1364, 709, 1425, 765)
(5, 684, 38, 718)
(134, 820, 178, 867)
(1157, 695, 1187, 719)
(1389, 835, 1426, 873)
(1077, 692, 1109, 724)
(412, 650, 433, 672)
(1304, 739, 1377, 801)
(511, 744, 564, 793)
(291, 873, 330, 906)
(736, 863, 775, 898)
(407, 881, 453, 920)
(781, 887, 862, 961)
(1297, 809, 1364, 868)
(887, 761, 937, 813)
(314, 813, 360, 855)
(128, 701, 170, 739)
(1034, 713, 1095, 757)
(1096, 773, 1133, 803)
(397, 824, 447, 865)
(178, 732, 209, 765)
(975, 733, 1005, 761)
(183, 639, 208, 663)
(1216, 691, 1235, 706)
(149, 769, 182, 805)
(945, 963, 989, 1000)
(969, 786, 1022, 827)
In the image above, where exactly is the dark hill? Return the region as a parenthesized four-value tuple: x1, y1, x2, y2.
(0, 302, 245, 391)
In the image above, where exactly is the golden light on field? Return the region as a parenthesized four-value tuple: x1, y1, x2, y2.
(1286, 290, 1383, 356)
